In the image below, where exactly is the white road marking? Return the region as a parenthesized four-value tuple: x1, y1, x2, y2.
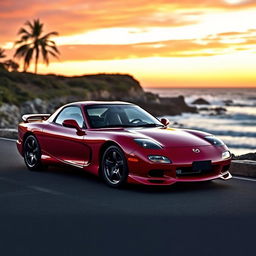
(232, 176, 256, 182)
(28, 185, 64, 196)
(0, 137, 16, 142)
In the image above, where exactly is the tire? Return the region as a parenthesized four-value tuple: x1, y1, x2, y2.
(23, 135, 46, 171)
(101, 145, 128, 188)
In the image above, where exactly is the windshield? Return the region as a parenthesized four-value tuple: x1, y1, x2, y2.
(85, 104, 163, 128)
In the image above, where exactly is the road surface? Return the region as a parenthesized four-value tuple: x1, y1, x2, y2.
(0, 138, 255, 256)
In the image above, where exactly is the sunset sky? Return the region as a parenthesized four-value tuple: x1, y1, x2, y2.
(1, 0, 256, 88)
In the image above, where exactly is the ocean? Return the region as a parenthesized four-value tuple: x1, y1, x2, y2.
(144, 87, 256, 156)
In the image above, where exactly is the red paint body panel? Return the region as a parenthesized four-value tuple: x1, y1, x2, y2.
(17, 101, 232, 185)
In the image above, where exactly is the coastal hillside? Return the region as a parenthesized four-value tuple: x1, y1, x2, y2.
(0, 68, 197, 127)
(0, 68, 144, 105)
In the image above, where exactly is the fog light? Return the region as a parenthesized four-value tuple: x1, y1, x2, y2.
(148, 155, 171, 164)
(222, 151, 231, 159)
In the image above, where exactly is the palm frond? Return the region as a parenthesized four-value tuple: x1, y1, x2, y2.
(15, 39, 25, 45)
(14, 44, 30, 58)
(33, 19, 43, 37)
(17, 28, 31, 36)
(41, 31, 59, 40)
(41, 47, 49, 65)
(25, 20, 34, 31)
(49, 44, 60, 54)
(48, 50, 59, 59)
(20, 34, 30, 42)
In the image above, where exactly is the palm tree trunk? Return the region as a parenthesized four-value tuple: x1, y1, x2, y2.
(35, 47, 39, 74)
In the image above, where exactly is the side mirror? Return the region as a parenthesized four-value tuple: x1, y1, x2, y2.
(160, 118, 170, 127)
(62, 119, 85, 135)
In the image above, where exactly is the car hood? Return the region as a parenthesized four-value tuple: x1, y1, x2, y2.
(128, 127, 210, 147)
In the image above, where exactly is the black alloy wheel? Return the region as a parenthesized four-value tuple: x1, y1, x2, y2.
(101, 145, 128, 187)
(24, 135, 45, 171)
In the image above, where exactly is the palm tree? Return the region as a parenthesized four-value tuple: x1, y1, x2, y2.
(0, 48, 6, 59)
(14, 19, 59, 73)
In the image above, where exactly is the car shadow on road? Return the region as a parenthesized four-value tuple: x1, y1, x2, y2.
(125, 180, 231, 194)
(44, 164, 102, 184)
(42, 164, 232, 194)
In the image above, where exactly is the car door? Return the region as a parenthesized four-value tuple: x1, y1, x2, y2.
(41, 106, 90, 167)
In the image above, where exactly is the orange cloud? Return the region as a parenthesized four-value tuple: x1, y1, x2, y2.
(31, 29, 253, 61)
(4, 28, 255, 63)
(1, 0, 256, 45)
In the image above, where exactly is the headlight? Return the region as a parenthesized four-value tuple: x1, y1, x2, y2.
(134, 139, 162, 149)
(204, 135, 224, 146)
(148, 155, 171, 163)
(222, 151, 231, 159)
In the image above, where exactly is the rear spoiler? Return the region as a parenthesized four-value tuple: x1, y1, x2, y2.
(22, 114, 51, 123)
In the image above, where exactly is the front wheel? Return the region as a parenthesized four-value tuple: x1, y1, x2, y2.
(101, 145, 128, 188)
(23, 135, 46, 171)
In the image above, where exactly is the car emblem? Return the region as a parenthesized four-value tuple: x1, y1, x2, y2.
(192, 148, 200, 153)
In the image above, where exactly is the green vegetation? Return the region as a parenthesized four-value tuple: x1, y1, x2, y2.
(0, 68, 143, 106)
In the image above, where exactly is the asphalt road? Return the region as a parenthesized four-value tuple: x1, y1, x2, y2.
(0, 138, 255, 256)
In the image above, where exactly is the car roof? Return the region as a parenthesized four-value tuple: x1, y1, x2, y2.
(64, 101, 133, 107)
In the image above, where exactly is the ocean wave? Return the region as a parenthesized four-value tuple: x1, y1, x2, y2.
(188, 127, 256, 138)
(228, 113, 256, 121)
(150, 88, 256, 154)
(228, 147, 254, 155)
(225, 143, 256, 149)
(228, 121, 256, 126)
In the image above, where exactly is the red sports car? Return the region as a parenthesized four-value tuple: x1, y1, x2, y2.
(17, 101, 232, 187)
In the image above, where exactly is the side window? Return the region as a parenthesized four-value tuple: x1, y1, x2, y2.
(55, 106, 85, 128)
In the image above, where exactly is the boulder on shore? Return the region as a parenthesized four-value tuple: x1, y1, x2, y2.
(136, 96, 197, 116)
(233, 152, 256, 161)
(223, 100, 233, 106)
(192, 98, 210, 105)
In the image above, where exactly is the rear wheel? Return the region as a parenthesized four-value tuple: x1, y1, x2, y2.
(24, 135, 46, 171)
(101, 145, 128, 188)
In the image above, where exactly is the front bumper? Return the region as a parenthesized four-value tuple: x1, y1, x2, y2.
(126, 145, 232, 185)
(127, 170, 232, 185)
